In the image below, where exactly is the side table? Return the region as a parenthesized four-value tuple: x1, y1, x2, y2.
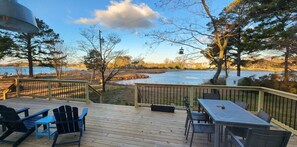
(35, 115, 56, 140)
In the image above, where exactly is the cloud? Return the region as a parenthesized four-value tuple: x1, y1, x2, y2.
(75, 0, 159, 29)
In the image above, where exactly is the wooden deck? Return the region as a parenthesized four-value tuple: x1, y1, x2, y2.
(0, 98, 297, 147)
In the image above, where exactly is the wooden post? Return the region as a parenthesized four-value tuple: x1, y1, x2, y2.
(16, 78, 20, 98)
(3, 92, 6, 100)
(134, 84, 138, 108)
(48, 81, 52, 100)
(189, 86, 194, 109)
(258, 89, 264, 112)
(85, 82, 89, 103)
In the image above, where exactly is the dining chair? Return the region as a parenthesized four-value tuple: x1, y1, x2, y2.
(186, 107, 215, 147)
(235, 100, 249, 110)
(225, 129, 291, 147)
(203, 93, 220, 100)
(225, 109, 272, 139)
(183, 97, 209, 135)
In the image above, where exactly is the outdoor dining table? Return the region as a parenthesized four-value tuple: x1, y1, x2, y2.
(197, 99, 272, 147)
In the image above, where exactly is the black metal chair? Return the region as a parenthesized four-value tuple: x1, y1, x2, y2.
(235, 100, 249, 110)
(0, 105, 49, 147)
(185, 107, 215, 147)
(226, 129, 291, 147)
(52, 105, 88, 147)
(225, 109, 272, 139)
(183, 97, 209, 136)
(0, 107, 30, 132)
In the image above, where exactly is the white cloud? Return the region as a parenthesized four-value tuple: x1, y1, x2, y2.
(75, 0, 159, 29)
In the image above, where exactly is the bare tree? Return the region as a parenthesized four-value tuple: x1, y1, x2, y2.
(50, 44, 68, 79)
(148, 0, 237, 84)
(79, 26, 126, 92)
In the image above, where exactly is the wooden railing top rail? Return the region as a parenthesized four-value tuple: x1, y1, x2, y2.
(17, 78, 88, 83)
(135, 83, 297, 100)
(135, 83, 261, 90)
(261, 87, 297, 100)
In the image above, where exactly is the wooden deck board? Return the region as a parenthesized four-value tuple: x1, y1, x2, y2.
(0, 98, 296, 147)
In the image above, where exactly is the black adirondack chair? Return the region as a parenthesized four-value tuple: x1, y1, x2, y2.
(52, 105, 88, 147)
(0, 105, 49, 147)
(0, 107, 29, 132)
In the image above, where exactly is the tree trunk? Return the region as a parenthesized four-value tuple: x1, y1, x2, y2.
(101, 70, 105, 92)
(237, 51, 241, 77)
(284, 47, 289, 82)
(212, 59, 223, 84)
(237, 27, 242, 77)
(27, 45, 33, 77)
(224, 50, 228, 78)
(92, 69, 95, 81)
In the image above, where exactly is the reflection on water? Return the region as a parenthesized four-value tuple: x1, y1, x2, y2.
(115, 70, 276, 85)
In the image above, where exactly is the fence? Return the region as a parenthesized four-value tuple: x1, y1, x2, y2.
(134, 83, 297, 134)
(15, 78, 92, 102)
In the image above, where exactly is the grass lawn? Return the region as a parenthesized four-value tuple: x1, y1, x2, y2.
(89, 84, 135, 106)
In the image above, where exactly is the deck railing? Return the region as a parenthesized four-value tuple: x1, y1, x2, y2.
(134, 83, 297, 135)
(16, 78, 92, 102)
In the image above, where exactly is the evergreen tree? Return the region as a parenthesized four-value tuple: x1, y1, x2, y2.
(12, 19, 63, 77)
(0, 32, 14, 60)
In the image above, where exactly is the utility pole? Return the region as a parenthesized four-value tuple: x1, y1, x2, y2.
(98, 30, 104, 87)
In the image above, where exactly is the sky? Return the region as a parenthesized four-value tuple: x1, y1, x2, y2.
(18, 0, 233, 63)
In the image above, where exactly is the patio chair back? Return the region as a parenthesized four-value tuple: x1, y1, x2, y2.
(183, 97, 190, 108)
(0, 105, 26, 132)
(53, 105, 80, 134)
(257, 109, 272, 123)
(203, 93, 220, 100)
(235, 100, 249, 110)
(244, 129, 291, 147)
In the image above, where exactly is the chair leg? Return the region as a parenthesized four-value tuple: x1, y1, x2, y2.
(0, 130, 13, 140)
(83, 117, 86, 131)
(184, 117, 189, 136)
(13, 129, 35, 147)
(190, 131, 194, 147)
(186, 124, 191, 140)
(224, 128, 229, 147)
(52, 132, 59, 147)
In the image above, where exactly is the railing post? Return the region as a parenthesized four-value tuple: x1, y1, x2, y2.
(85, 82, 90, 103)
(16, 78, 20, 98)
(134, 84, 138, 108)
(3, 91, 6, 100)
(48, 81, 52, 100)
(189, 86, 194, 108)
(258, 88, 264, 112)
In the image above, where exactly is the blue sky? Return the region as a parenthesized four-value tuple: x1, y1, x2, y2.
(18, 0, 233, 63)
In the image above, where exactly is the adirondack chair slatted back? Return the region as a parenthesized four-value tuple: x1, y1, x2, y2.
(0, 105, 26, 132)
(53, 105, 80, 134)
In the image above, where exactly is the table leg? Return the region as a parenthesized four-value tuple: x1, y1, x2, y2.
(47, 123, 50, 140)
(35, 124, 38, 141)
(215, 124, 220, 147)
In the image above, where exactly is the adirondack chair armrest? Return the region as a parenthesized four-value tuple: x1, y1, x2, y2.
(228, 128, 244, 147)
(19, 109, 50, 122)
(16, 108, 30, 116)
(79, 108, 88, 120)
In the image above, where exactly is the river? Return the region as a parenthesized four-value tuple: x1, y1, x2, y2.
(0, 66, 73, 75)
(115, 70, 276, 85)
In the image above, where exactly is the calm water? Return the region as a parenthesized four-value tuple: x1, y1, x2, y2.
(115, 70, 276, 85)
(0, 66, 73, 75)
